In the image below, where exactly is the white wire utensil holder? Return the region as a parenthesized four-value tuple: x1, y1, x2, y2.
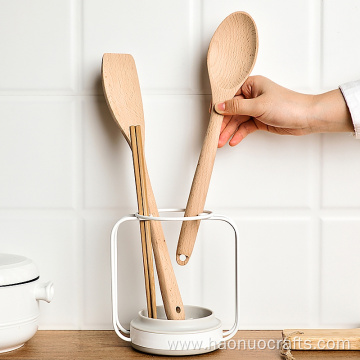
(110, 209, 240, 343)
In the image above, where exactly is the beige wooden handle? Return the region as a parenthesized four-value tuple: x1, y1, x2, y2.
(176, 110, 223, 265)
(144, 162, 185, 320)
(130, 126, 157, 319)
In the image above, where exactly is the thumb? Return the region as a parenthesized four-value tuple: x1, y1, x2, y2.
(214, 97, 261, 117)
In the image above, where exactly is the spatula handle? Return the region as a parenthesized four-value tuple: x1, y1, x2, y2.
(144, 161, 185, 320)
(130, 127, 153, 318)
(176, 110, 223, 265)
(130, 126, 157, 319)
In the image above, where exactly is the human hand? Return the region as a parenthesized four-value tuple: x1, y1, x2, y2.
(214, 76, 353, 147)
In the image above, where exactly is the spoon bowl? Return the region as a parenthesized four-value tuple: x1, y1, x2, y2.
(208, 12, 258, 96)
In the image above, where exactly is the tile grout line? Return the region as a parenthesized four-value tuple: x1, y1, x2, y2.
(74, 98, 84, 330)
(1, 206, 360, 216)
(307, 0, 323, 329)
(308, 0, 322, 91)
(188, 0, 195, 94)
(310, 134, 322, 329)
(198, 0, 205, 311)
(316, 0, 325, 328)
(319, 0, 325, 90)
(74, 0, 85, 330)
(70, 0, 78, 94)
(316, 135, 324, 328)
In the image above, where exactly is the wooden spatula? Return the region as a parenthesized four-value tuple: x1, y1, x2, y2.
(102, 53, 185, 320)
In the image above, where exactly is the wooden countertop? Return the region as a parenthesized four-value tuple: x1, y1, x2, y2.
(1, 330, 358, 359)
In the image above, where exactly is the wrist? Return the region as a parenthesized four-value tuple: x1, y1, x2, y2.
(310, 90, 353, 133)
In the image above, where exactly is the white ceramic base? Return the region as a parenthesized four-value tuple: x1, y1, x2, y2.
(131, 343, 219, 356)
(127, 305, 223, 356)
(0, 343, 24, 354)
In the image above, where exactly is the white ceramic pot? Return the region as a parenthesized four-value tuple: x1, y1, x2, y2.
(0, 253, 54, 353)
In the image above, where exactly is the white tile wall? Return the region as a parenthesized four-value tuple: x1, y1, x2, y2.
(321, 133, 360, 208)
(0, 0, 359, 331)
(322, 0, 360, 89)
(208, 133, 313, 209)
(201, 217, 312, 330)
(0, 98, 75, 208)
(237, 218, 312, 329)
(202, 0, 314, 91)
(0, 0, 75, 92)
(143, 95, 210, 208)
(320, 218, 360, 327)
(82, 215, 134, 329)
(82, 0, 198, 94)
(82, 97, 134, 208)
(0, 217, 79, 328)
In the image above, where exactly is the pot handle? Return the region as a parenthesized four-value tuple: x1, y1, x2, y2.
(34, 281, 54, 303)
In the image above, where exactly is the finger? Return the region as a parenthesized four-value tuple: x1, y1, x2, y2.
(229, 119, 260, 146)
(220, 115, 232, 133)
(235, 87, 243, 96)
(219, 119, 238, 148)
(216, 94, 245, 115)
(218, 116, 233, 148)
(221, 115, 250, 140)
(215, 96, 262, 117)
(241, 76, 267, 98)
(218, 115, 250, 148)
(219, 116, 232, 147)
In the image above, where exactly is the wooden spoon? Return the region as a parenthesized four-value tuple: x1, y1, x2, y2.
(102, 53, 185, 320)
(176, 12, 258, 265)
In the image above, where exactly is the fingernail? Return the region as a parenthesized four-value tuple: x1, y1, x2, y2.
(215, 102, 225, 113)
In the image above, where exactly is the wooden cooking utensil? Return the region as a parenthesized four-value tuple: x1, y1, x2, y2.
(130, 125, 157, 319)
(102, 53, 185, 320)
(176, 12, 258, 266)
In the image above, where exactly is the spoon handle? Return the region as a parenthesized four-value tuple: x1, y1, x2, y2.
(144, 160, 185, 320)
(176, 109, 223, 265)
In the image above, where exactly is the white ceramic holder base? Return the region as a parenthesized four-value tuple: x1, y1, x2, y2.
(110, 209, 240, 356)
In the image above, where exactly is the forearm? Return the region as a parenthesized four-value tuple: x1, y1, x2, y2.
(310, 89, 353, 133)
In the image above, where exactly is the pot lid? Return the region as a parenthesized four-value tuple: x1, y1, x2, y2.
(0, 254, 39, 287)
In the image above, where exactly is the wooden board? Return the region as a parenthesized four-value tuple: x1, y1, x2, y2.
(282, 329, 360, 351)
